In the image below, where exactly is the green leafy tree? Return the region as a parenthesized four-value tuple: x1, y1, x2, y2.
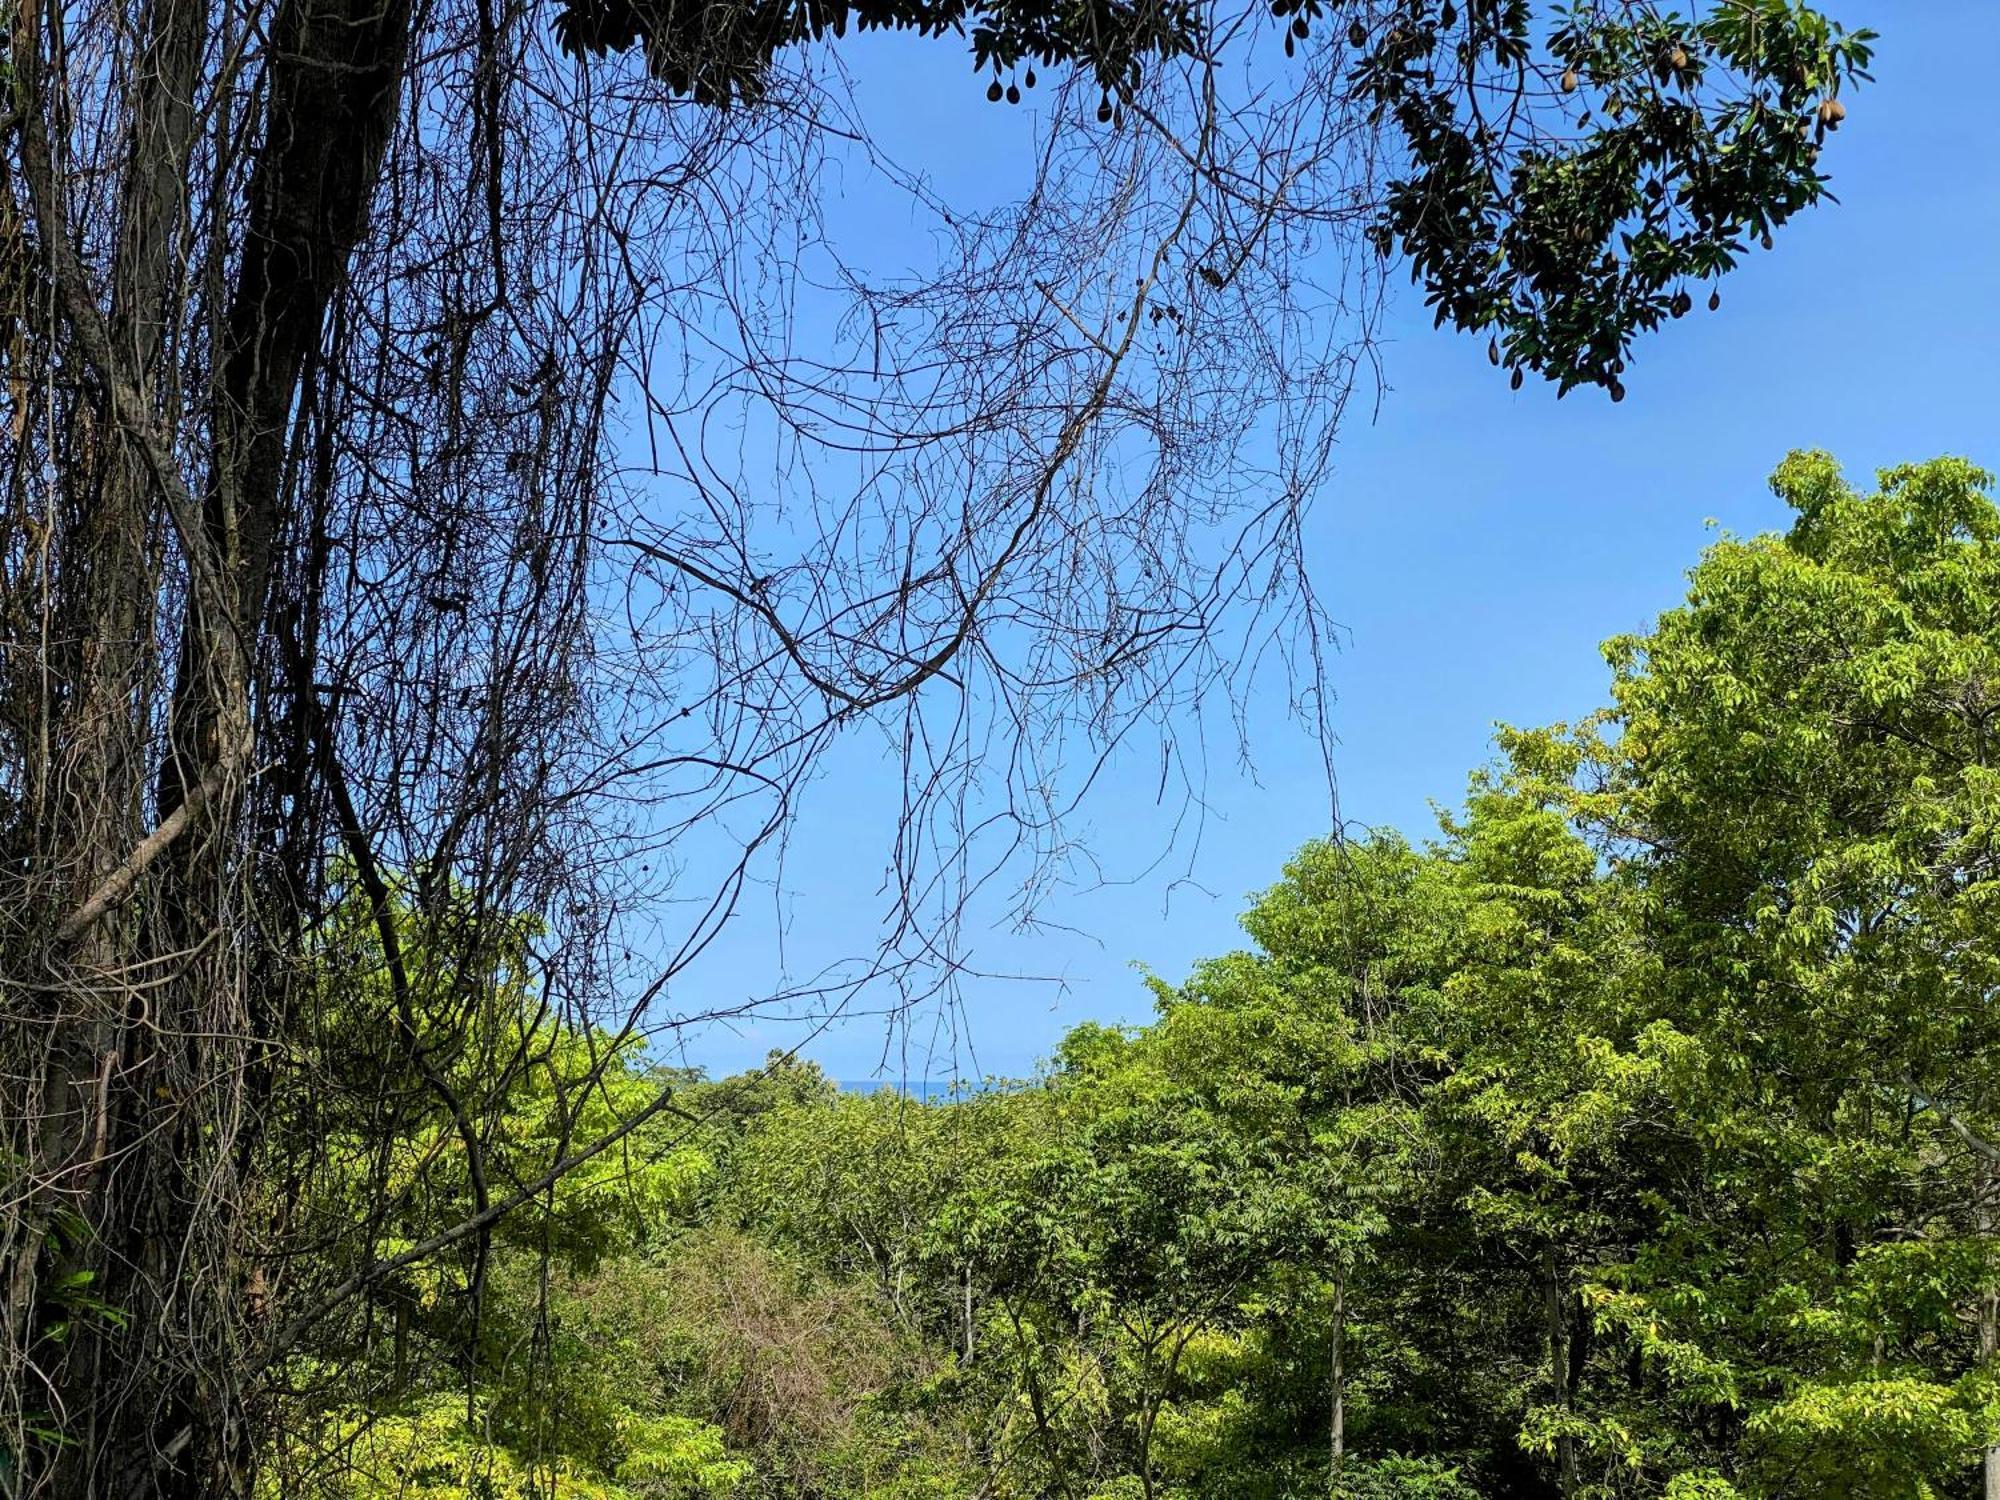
(228, 450, 2000, 1500)
(1576, 454, 2000, 1498)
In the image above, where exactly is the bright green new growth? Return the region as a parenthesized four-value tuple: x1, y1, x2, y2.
(267, 454, 2000, 1498)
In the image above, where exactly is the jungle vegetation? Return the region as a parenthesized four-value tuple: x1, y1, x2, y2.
(255, 453, 2000, 1499)
(0, 0, 1887, 1489)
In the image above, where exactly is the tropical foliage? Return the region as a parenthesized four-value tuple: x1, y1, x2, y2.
(267, 453, 2000, 1498)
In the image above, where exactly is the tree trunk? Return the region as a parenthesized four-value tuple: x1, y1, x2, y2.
(5, 0, 205, 1485)
(1984, 1292, 2000, 1500)
(1981, 1170, 2000, 1500)
(3, 0, 417, 1482)
(1544, 1244, 1578, 1500)
(1329, 1271, 1346, 1486)
(962, 1263, 976, 1364)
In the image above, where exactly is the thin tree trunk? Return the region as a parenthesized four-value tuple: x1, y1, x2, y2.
(1984, 1296, 1999, 1500)
(962, 1263, 976, 1363)
(1981, 1169, 2000, 1500)
(1544, 1244, 1578, 1500)
(1329, 1271, 1346, 1485)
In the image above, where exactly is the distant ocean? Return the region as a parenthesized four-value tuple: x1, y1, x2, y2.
(837, 1079, 985, 1100)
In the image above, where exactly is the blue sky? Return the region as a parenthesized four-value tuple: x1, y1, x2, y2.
(658, 2, 2000, 1083)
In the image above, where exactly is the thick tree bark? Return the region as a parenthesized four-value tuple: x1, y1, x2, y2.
(5, 0, 417, 1484)
(6, 0, 202, 1486)
(128, 0, 417, 1472)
